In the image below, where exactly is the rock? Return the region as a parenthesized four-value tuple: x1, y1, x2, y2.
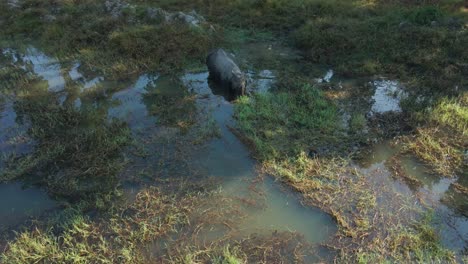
(206, 49, 246, 100)
(43, 14, 57, 22)
(399, 21, 411, 29)
(105, 0, 130, 18)
(169, 10, 205, 27)
(146, 8, 205, 27)
(7, 0, 20, 9)
(445, 17, 463, 30)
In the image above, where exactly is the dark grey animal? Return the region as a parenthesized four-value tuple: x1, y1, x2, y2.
(206, 49, 246, 99)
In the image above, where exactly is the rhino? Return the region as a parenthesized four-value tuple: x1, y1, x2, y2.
(206, 49, 246, 100)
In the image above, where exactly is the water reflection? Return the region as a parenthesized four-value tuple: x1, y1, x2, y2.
(0, 46, 130, 204)
(370, 80, 407, 115)
(358, 142, 468, 251)
(0, 183, 57, 231)
(183, 71, 337, 243)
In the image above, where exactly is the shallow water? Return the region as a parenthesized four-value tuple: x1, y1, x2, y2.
(2, 45, 338, 244)
(358, 142, 468, 251)
(3, 47, 66, 92)
(182, 71, 337, 242)
(0, 183, 57, 231)
(0, 44, 466, 257)
(370, 79, 407, 114)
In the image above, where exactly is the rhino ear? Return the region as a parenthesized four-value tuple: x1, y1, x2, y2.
(231, 69, 241, 76)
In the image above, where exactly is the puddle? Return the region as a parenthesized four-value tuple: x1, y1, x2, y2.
(358, 142, 468, 251)
(370, 80, 407, 114)
(247, 69, 276, 94)
(3, 47, 66, 92)
(1, 44, 465, 258)
(183, 71, 337, 244)
(223, 177, 337, 243)
(108, 74, 157, 130)
(0, 101, 33, 169)
(0, 183, 58, 231)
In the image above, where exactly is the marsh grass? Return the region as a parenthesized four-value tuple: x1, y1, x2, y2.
(234, 82, 455, 262)
(142, 77, 198, 130)
(147, 0, 466, 92)
(235, 84, 340, 160)
(402, 93, 467, 176)
(0, 82, 131, 205)
(3, 0, 466, 89)
(1, 186, 195, 264)
(0, 0, 217, 77)
(168, 231, 311, 264)
(1, 178, 316, 264)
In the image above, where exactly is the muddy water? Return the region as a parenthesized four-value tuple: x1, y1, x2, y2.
(358, 143, 468, 251)
(1, 44, 467, 256)
(0, 101, 56, 231)
(0, 46, 337, 245)
(182, 72, 337, 242)
(0, 183, 57, 231)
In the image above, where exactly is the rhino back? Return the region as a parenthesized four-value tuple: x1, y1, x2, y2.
(207, 49, 238, 82)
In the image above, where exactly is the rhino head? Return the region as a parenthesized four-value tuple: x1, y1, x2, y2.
(231, 69, 246, 96)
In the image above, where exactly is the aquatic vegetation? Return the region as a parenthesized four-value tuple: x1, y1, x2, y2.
(0, 84, 131, 204)
(0, 180, 316, 264)
(349, 113, 367, 133)
(168, 231, 311, 264)
(1, 0, 466, 262)
(402, 128, 464, 177)
(142, 76, 197, 130)
(0, 187, 193, 264)
(234, 84, 455, 262)
(402, 93, 467, 176)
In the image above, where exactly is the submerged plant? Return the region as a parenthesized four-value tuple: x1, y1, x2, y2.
(1, 83, 131, 204)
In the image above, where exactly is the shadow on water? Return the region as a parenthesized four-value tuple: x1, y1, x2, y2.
(207, 77, 238, 102)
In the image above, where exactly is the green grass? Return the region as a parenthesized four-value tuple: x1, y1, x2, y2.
(234, 81, 455, 262)
(235, 83, 340, 160)
(0, 0, 217, 76)
(431, 94, 468, 135)
(0, 187, 192, 264)
(402, 93, 467, 176)
(145, 0, 467, 93)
